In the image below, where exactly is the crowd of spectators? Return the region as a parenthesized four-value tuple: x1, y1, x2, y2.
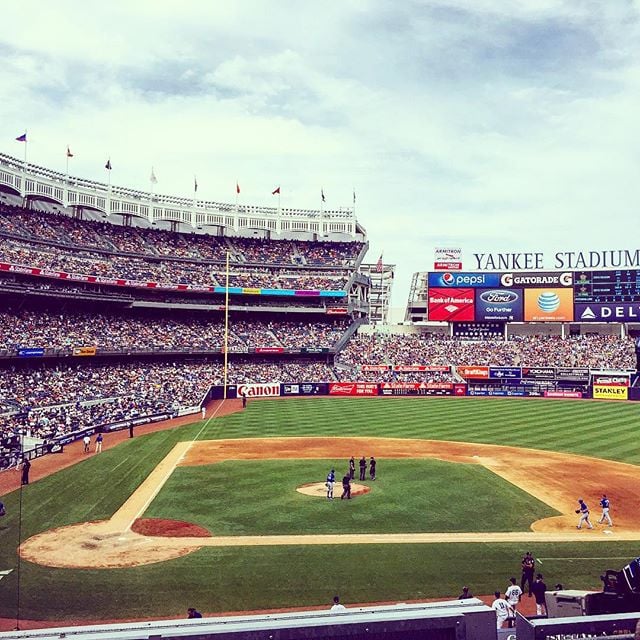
(337, 333, 636, 370)
(0, 311, 349, 352)
(0, 360, 338, 442)
(0, 240, 349, 290)
(0, 204, 363, 267)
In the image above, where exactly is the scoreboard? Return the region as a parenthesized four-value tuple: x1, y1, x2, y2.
(574, 270, 640, 303)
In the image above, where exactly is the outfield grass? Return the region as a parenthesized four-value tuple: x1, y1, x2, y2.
(0, 396, 638, 621)
(145, 459, 558, 534)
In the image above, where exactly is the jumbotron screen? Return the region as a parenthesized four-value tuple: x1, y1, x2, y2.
(574, 270, 640, 303)
(426, 269, 640, 322)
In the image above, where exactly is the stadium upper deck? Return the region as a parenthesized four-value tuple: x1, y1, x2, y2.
(0, 151, 366, 240)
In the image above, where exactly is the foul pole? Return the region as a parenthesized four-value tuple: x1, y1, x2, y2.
(223, 250, 230, 399)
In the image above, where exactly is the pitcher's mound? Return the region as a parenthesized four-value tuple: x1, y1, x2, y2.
(297, 482, 371, 498)
(132, 518, 211, 538)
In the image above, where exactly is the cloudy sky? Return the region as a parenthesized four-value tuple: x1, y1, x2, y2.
(1, 1, 640, 317)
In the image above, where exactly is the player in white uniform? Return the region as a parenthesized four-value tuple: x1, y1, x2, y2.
(491, 591, 514, 629)
(505, 577, 523, 615)
(598, 494, 613, 527)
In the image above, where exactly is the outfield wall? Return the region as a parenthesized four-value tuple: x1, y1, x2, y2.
(209, 379, 639, 400)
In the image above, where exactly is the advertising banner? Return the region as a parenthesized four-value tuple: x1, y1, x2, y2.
(428, 287, 475, 322)
(0, 262, 346, 298)
(521, 367, 556, 380)
(326, 308, 348, 314)
(281, 383, 328, 396)
(328, 382, 378, 396)
(18, 347, 45, 357)
(475, 288, 523, 322)
(489, 367, 522, 379)
(456, 366, 489, 379)
(362, 365, 389, 372)
(379, 382, 455, 396)
(255, 347, 285, 354)
(524, 288, 574, 321)
(300, 347, 329, 354)
(434, 261, 463, 271)
(500, 272, 573, 287)
(593, 385, 628, 400)
(592, 375, 630, 386)
(428, 272, 500, 288)
(556, 368, 590, 382)
(434, 247, 462, 271)
(574, 302, 640, 322)
(544, 390, 584, 398)
(392, 365, 451, 372)
(467, 389, 527, 397)
(237, 383, 281, 398)
(72, 346, 97, 356)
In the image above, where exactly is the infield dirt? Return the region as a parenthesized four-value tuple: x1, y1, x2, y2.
(18, 435, 637, 570)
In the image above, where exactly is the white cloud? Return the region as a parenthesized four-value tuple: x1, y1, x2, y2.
(1, 1, 640, 308)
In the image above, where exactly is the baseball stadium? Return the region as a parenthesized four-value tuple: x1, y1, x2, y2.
(1, 148, 640, 640)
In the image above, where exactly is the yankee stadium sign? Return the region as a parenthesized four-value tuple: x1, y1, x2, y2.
(473, 249, 640, 271)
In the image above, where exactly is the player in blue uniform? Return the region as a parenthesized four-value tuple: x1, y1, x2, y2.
(326, 469, 335, 500)
(598, 494, 613, 527)
(576, 499, 593, 529)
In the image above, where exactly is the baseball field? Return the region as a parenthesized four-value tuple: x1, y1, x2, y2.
(1, 395, 640, 624)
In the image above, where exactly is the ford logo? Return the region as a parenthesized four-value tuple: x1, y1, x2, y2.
(480, 290, 518, 304)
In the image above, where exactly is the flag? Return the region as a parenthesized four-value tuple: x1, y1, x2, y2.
(66, 146, 73, 158)
(150, 167, 157, 184)
(105, 159, 112, 170)
(321, 189, 325, 203)
(353, 190, 356, 204)
(375, 254, 383, 273)
(194, 176, 198, 192)
(15, 133, 27, 142)
(236, 182, 240, 194)
(272, 186, 280, 195)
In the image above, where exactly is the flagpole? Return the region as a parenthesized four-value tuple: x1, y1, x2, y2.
(223, 250, 230, 400)
(234, 181, 239, 232)
(65, 147, 70, 208)
(106, 157, 112, 218)
(380, 252, 385, 324)
(21, 133, 28, 204)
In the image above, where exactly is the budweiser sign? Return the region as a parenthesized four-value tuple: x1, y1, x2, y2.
(328, 383, 378, 396)
(237, 383, 281, 398)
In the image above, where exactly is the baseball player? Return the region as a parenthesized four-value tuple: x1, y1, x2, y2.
(505, 577, 523, 614)
(576, 499, 593, 529)
(326, 469, 335, 500)
(491, 591, 514, 629)
(598, 494, 613, 527)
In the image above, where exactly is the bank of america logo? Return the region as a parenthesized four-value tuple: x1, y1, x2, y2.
(580, 307, 596, 320)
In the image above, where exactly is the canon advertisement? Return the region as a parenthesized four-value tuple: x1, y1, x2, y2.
(475, 288, 523, 322)
(236, 383, 281, 398)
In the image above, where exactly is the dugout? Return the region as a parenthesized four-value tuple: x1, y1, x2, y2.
(0, 600, 496, 640)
